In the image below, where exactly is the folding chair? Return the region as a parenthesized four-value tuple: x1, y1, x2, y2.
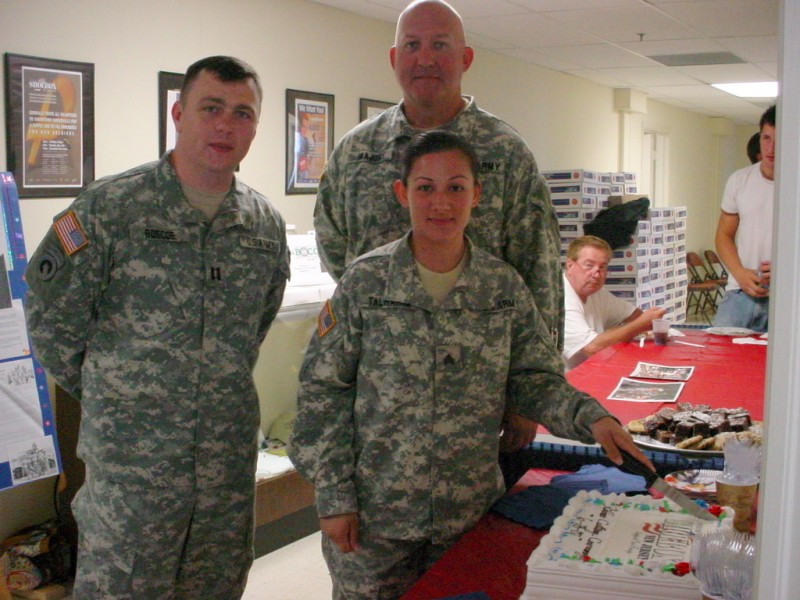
(696, 250, 727, 305)
(704, 249, 729, 282)
(686, 252, 719, 323)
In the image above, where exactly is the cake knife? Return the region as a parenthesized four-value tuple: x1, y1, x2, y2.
(617, 449, 716, 520)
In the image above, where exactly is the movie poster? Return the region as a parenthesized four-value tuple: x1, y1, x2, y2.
(21, 66, 84, 190)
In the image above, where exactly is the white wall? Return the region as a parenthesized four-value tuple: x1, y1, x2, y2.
(0, 0, 759, 540)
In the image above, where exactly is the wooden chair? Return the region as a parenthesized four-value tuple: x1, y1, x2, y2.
(686, 252, 720, 323)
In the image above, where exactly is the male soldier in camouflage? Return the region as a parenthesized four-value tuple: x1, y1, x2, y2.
(290, 131, 651, 600)
(314, 0, 560, 486)
(24, 56, 289, 599)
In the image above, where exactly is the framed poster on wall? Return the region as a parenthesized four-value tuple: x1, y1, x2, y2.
(285, 89, 334, 195)
(4, 53, 95, 198)
(359, 97, 394, 122)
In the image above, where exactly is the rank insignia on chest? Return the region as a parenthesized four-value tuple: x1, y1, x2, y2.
(317, 299, 337, 338)
(436, 345, 461, 371)
(53, 210, 88, 256)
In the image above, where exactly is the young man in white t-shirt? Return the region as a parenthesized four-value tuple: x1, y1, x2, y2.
(562, 236, 666, 370)
(713, 104, 776, 333)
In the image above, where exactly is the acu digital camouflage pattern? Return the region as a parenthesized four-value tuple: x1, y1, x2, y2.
(288, 233, 610, 545)
(24, 154, 289, 490)
(320, 529, 451, 599)
(24, 154, 289, 598)
(72, 472, 254, 599)
(313, 96, 565, 349)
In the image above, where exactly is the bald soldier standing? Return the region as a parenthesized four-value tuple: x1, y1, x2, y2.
(313, 0, 562, 474)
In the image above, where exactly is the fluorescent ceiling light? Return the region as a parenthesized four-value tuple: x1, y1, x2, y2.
(712, 81, 778, 98)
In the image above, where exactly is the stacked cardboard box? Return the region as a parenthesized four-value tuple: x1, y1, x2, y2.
(600, 206, 689, 323)
(544, 169, 688, 323)
(543, 169, 611, 261)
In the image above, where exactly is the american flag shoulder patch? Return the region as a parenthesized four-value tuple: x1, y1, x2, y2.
(317, 299, 336, 338)
(53, 210, 88, 256)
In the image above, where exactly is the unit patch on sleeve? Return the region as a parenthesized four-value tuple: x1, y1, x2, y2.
(53, 210, 88, 256)
(317, 299, 337, 338)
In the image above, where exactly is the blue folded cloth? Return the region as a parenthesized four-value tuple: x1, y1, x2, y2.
(491, 464, 649, 530)
(435, 593, 490, 600)
(549, 463, 647, 494)
(490, 484, 575, 529)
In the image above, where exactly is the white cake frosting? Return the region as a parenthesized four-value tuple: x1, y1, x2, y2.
(522, 490, 732, 600)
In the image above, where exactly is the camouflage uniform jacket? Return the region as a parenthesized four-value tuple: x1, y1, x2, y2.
(288, 233, 610, 542)
(24, 154, 290, 489)
(313, 96, 564, 349)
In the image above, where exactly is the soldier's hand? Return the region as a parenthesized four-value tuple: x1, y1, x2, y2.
(591, 416, 654, 471)
(320, 513, 359, 553)
(499, 412, 538, 452)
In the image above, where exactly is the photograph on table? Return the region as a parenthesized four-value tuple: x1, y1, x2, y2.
(629, 362, 694, 381)
(608, 377, 685, 403)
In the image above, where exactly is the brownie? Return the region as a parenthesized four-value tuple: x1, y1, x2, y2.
(708, 413, 730, 435)
(655, 430, 674, 444)
(729, 415, 752, 432)
(673, 420, 695, 441)
(656, 407, 677, 421)
(644, 414, 667, 435)
(691, 421, 711, 438)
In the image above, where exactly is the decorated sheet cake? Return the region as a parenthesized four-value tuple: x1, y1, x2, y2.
(522, 490, 731, 599)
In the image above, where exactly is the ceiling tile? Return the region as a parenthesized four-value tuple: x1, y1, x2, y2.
(465, 30, 515, 51)
(562, 68, 632, 88)
(617, 38, 727, 57)
(657, 0, 779, 37)
(463, 13, 601, 48)
(715, 35, 780, 63)
(497, 48, 583, 71)
(640, 84, 736, 99)
(755, 62, 779, 79)
(533, 44, 657, 69)
(443, 0, 530, 18)
(510, 0, 641, 10)
(542, 5, 699, 43)
(673, 63, 777, 84)
(598, 66, 701, 87)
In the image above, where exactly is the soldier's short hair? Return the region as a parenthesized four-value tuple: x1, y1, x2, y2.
(180, 56, 262, 106)
(566, 235, 612, 262)
(401, 130, 480, 185)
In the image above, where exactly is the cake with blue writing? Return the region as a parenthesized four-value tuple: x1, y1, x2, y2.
(522, 490, 732, 600)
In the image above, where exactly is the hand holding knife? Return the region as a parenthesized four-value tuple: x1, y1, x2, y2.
(616, 449, 716, 520)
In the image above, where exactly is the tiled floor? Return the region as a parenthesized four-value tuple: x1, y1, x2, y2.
(61, 531, 331, 600)
(243, 531, 331, 600)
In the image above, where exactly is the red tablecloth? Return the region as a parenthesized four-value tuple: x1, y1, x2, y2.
(566, 330, 766, 425)
(401, 331, 767, 600)
(400, 469, 564, 600)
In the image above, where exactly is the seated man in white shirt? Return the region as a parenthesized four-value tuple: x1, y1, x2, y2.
(563, 236, 666, 370)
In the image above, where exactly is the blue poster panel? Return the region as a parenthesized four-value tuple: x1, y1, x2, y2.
(0, 172, 60, 491)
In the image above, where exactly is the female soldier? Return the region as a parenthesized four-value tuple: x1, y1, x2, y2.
(289, 130, 649, 599)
